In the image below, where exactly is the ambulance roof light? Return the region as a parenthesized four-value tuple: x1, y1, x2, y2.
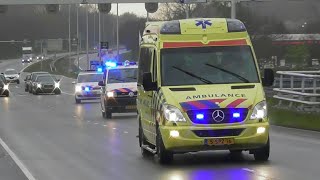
(160, 20, 181, 34)
(227, 19, 246, 32)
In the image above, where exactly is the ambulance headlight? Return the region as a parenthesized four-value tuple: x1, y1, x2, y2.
(250, 101, 267, 120)
(107, 91, 114, 98)
(75, 86, 82, 92)
(162, 104, 186, 122)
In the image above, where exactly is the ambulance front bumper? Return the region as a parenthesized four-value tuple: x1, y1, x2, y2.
(160, 122, 269, 153)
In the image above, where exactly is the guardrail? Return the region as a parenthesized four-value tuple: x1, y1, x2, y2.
(273, 71, 320, 112)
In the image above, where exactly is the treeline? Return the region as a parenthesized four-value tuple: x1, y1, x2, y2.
(0, 5, 146, 60)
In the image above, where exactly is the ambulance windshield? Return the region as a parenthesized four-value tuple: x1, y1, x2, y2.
(161, 46, 259, 86)
(107, 68, 138, 84)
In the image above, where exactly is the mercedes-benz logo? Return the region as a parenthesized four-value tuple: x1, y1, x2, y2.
(212, 110, 225, 122)
(128, 92, 134, 97)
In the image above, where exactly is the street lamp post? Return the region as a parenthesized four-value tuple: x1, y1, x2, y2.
(116, 3, 119, 61)
(76, 4, 79, 69)
(86, 6, 89, 70)
(68, 4, 71, 71)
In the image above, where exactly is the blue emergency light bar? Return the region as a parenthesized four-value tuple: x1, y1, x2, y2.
(105, 61, 137, 68)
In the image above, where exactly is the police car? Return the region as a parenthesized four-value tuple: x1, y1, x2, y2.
(137, 18, 275, 164)
(99, 60, 138, 119)
(73, 70, 104, 104)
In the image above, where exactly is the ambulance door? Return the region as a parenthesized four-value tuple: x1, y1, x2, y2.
(137, 47, 154, 142)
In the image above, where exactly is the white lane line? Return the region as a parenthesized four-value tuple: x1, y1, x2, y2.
(112, 128, 117, 130)
(103, 125, 107, 127)
(124, 131, 128, 134)
(94, 123, 99, 125)
(62, 92, 74, 96)
(242, 168, 255, 173)
(0, 137, 36, 180)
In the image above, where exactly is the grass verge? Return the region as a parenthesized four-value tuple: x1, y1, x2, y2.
(23, 56, 79, 79)
(267, 98, 320, 131)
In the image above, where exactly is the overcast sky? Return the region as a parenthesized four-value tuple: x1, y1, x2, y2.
(110, 3, 147, 17)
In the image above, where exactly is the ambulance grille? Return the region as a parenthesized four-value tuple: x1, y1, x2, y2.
(187, 108, 248, 124)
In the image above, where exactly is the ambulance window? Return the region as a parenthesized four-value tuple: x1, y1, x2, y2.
(138, 48, 152, 85)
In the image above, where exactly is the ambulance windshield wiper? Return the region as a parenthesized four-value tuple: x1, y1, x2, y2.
(172, 66, 213, 84)
(205, 63, 250, 83)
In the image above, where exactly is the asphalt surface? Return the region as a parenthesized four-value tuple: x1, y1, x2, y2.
(1, 58, 320, 180)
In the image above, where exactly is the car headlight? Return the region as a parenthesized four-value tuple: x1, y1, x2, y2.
(250, 101, 267, 120)
(162, 104, 186, 122)
(3, 84, 8, 90)
(75, 86, 82, 92)
(37, 83, 42, 88)
(107, 91, 114, 98)
(55, 82, 60, 88)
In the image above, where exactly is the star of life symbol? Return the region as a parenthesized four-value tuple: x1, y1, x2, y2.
(195, 19, 212, 29)
(212, 110, 225, 122)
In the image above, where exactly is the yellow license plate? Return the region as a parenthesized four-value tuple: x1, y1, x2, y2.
(205, 138, 235, 146)
(125, 105, 136, 110)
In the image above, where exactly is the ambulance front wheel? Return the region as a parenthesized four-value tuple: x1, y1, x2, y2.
(253, 137, 270, 162)
(156, 127, 173, 164)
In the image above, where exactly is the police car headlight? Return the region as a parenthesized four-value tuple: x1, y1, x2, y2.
(37, 83, 42, 88)
(107, 91, 114, 98)
(3, 84, 9, 90)
(55, 82, 60, 88)
(162, 104, 186, 122)
(250, 101, 267, 120)
(75, 86, 82, 92)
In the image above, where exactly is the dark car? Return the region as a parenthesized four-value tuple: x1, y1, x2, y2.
(0, 74, 9, 97)
(31, 74, 61, 95)
(27, 72, 49, 93)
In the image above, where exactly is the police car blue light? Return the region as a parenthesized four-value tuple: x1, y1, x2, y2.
(97, 67, 103, 73)
(105, 62, 117, 68)
(85, 87, 90, 92)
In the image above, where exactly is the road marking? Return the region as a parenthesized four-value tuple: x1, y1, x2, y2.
(0, 137, 36, 180)
(103, 125, 107, 127)
(242, 168, 255, 173)
(112, 128, 117, 130)
(62, 92, 74, 96)
(94, 123, 99, 125)
(124, 131, 128, 134)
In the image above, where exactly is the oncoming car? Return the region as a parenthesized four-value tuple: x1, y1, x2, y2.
(73, 71, 103, 104)
(137, 18, 274, 164)
(2, 69, 20, 84)
(99, 61, 138, 119)
(27, 72, 49, 93)
(0, 74, 9, 97)
(31, 74, 61, 95)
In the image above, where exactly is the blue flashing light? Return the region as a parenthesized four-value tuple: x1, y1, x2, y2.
(85, 87, 90, 92)
(105, 61, 117, 68)
(97, 67, 103, 73)
(233, 112, 241, 118)
(196, 113, 204, 120)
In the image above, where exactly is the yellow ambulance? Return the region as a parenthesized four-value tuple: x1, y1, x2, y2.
(137, 18, 274, 164)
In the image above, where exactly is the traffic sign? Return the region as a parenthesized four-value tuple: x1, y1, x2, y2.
(100, 42, 109, 50)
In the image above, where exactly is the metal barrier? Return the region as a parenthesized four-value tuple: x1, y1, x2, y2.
(273, 71, 320, 112)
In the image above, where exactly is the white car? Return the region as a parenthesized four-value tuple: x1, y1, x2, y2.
(2, 69, 20, 84)
(73, 71, 104, 104)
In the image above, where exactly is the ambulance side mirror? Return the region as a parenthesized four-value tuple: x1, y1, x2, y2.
(262, 69, 274, 87)
(98, 81, 105, 87)
(142, 72, 157, 91)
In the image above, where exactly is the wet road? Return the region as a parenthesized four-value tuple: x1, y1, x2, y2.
(1, 59, 320, 180)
